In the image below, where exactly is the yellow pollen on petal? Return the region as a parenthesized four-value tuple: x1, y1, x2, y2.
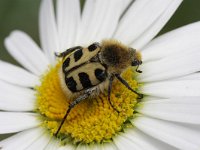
(36, 61, 140, 144)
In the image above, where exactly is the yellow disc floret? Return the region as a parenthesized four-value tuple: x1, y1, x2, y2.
(36, 61, 139, 144)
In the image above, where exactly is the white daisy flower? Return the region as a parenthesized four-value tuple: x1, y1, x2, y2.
(1, 0, 200, 150)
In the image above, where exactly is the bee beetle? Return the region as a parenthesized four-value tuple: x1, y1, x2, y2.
(55, 39, 143, 136)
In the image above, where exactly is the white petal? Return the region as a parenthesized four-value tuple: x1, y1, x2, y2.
(133, 116, 200, 150)
(92, 0, 131, 42)
(142, 21, 200, 62)
(75, 0, 94, 45)
(0, 80, 35, 111)
(122, 128, 177, 150)
(0, 80, 34, 96)
(56, 0, 80, 50)
(58, 144, 76, 150)
(76, 144, 90, 150)
(141, 96, 162, 102)
(0, 60, 39, 87)
(176, 73, 200, 80)
(131, 0, 182, 49)
(181, 124, 200, 133)
(76, 0, 105, 45)
(0, 128, 42, 150)
(114, 131, 176, 150)
(76, 0, 130, 45)
(39, 0, 59, 63)
(87, 144, 103, 150)
(25, 133, 51, 150)
(0, 112, 40, 134)
(4, 31, 49, 75)
(114, 0, 174, 45)
(87, 143, 117, 150)
(0, 128, 44, 150)
(102, 143, 117, 150)
(113, 134, 142, 150)
(138, 46, 200, 82)
(0, 93, 35, 112)
(43, 138, 60, 150)
(136, 97, 200, 124)
(141, 80, 200, 98)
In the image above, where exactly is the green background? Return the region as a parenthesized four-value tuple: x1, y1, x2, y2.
(0, 0, 200, 140)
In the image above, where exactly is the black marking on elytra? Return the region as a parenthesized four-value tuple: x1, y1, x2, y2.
(65, 62, 87, 76)
(74, 49, 83, 62)
(78, 72, 92, 89)
(88, 43, 99, 52)
(55, 46, 83, 58)
(62, 57, 70, 72)
(65, 76, 77, 92)
(95, 68, 107, 82)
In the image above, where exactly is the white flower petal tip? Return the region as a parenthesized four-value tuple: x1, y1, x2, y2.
(133, 116, 200, 150)
(0, 112, 40, 134)
(140, 80, 200, 98)
(114, 0, 182, 45)
(39, 0, 59, 63)
(0, 61, 39, 87)
(136, 97, 200, 124)
(142, 21, 200, 62)
(4, 30, 49, 75)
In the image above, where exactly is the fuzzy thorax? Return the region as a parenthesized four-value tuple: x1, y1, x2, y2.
(100, 40, 135, 74)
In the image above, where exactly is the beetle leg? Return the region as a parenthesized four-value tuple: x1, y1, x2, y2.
(55, 91, 90, 137)
(108, 75, 120, 113)
(115, 74, 143, 99)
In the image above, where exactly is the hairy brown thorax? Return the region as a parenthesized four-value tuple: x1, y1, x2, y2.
(100, 40, 134, 74)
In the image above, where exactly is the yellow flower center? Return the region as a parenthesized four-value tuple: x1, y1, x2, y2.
(36, 61, 140, 144)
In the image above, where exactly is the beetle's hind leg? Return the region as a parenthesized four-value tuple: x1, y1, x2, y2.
(107, 75, 120, 113)
(55, 89, 93, 137)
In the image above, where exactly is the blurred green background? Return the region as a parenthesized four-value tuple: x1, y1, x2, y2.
(0, 0, 200, 140)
